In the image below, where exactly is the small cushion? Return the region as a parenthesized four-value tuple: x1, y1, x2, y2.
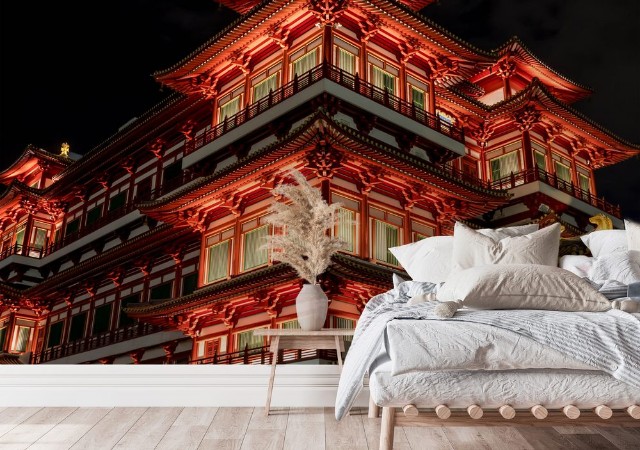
(581, 229, 627, 257)
(437, 264, 611, 312)
(559, 254, 594, 278)
(625, 219, 640, 251)
(389, 224, 538, 283)
(452, 223, 560, 271)
(588, 251, 640, 285)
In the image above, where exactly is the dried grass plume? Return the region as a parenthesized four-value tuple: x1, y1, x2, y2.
(263, 170, 347, 284)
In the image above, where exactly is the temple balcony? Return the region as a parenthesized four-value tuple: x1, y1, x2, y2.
(181, 63, 465, 171)
(190, 345, 340, 366)
(490, 167, 623, 224)
(32, 322, 183, 365)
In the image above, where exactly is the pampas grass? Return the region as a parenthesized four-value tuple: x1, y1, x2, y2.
(263, 170, 347, 284)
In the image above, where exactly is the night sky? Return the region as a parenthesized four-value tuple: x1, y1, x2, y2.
(1, 0, 638, 218)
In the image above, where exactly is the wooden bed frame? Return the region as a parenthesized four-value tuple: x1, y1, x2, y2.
(365, 213, 640, 449)
(369, 400, 640, 450)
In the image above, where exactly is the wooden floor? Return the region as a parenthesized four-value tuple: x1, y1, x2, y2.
(0, 407, 638, 449)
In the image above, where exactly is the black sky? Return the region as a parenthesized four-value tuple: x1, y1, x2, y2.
(1, 0, 638, 218)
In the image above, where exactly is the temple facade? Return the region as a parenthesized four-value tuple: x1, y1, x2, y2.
(0, 0, 637, 365)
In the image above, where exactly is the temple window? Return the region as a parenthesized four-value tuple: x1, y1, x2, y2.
(68, 312, 87, 343)
(337, 48, 356, 75)
(253, 73, 278, 102)
(14, 222, 27, 248)
(371, 66, 396, 95)
(554, 161, 572, 184)
(109, 191, 127, 212)
(534, 151, 546, 171)
(335, 207, 357, 253)
(198, 336, 227, 358)
(412, 221, 434, 243)
(330, 316, 356, 350)
(292, 48, 318, 78)
(119, 294, 141, 328)
(234, 327, 267, 352)
(490, 148, 520, 180)
(86, 205, 102, 227)
(29, 224, 49, 256)
(410, 86, 426, 110)
(162, 161, 182, 187)
(182, 272, 198, 296)
(371, 215, 401, 266)
(47, 321, 64, 348)
(461, 157, 478, 178)
(204, 228, 233, 284)
(150, 282, 173, 301)
(0, 324, 6, 349)
(92, 303, 112, 335)
(579, 173, 591, 198)
(12, 326, 31, 352)
(242, 223, 269, 271)
(65, 217, 80, 237)
(218, 97, 241, 124)
(278, 319, 301, 329)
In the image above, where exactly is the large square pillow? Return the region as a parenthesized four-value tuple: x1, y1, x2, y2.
(451, 222, 560, 271)
(436, 264, 611, 314)
(626, 219, 640, 251)
(389, 224, 538, 283)
(580, 229, 627, 257)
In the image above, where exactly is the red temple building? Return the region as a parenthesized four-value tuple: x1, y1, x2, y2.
(0, 0, 638, 365)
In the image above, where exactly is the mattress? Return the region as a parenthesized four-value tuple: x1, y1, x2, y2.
(385, 319, 596, 374)
(369, 364, 640, 409)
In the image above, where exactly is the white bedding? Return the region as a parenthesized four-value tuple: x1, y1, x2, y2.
(369, 366, 640, 409)
(386, 319, 596, 374)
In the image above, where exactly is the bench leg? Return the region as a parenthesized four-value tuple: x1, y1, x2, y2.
(368, 395, 380, 418)
(380, 407, 396, 450)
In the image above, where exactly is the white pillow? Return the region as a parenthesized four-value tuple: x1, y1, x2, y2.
(581, 229, 627, 257)
(588, 251, 640, 285)
(452, 223, 560, 271)
(389, 224, 538, 283)
(625, 219, 640, 251)
(559, 254, 594, 278)
(437, 264, 611, 312)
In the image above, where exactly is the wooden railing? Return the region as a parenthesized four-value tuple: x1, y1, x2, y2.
(33, 322, 163, 364)
(0, 244, 46, 260)
(490, 167, 621, 218)
(184, 62, 464, 156)
(190, 344, 340, 365)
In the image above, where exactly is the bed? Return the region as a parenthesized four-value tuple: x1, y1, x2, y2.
(334, 217, 640, 450)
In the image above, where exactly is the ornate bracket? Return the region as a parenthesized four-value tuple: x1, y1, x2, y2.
(306, 138, 342, 180)
(513, 104, 541, 132)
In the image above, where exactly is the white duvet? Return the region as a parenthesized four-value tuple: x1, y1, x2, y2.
(386, 320, 595, 374)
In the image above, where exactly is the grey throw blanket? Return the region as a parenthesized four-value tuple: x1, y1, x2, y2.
(334, 280, 640, 421)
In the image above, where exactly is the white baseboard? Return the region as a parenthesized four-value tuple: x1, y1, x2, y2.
(0, 365, 369, 408)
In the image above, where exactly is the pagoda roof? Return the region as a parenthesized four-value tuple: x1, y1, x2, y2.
(441, 79, 639, 165)
(138, 110, 510, 222)
(124, 254, 402, 318)
(216, 0, 438, 15)
(153, 0, 496, 89)
(0, 145, 71, 186)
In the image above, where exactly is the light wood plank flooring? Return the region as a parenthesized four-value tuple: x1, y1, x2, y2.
(0, 407, 637, 449)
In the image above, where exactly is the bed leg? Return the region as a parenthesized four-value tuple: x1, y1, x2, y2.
(380, 407, 396, 450)
(368, 395, 380, 418)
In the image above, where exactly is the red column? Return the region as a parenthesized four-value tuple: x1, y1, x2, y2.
(427, 78, 436, 116)
(521, 130, 534, 171)
(323, 25, 332, 65)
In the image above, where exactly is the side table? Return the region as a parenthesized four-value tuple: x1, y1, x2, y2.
(253, 328, 355, 415)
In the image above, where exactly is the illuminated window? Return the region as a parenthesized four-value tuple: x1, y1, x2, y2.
(15, 223, 26, 247)
(579, 173, 590, 194)
(206, 240, 231, 283)
(292, 48, 318, 78)
(253, 74, 278, 102)
(335, 207, 356, 253)
(31, 227, 48, 250)
(337, 48, 356, 75)
(534, 151, 546, 171)
(218, 97, 240, 123)
(235, 327, 267, 352)
(490, 152, 520, 180)
(554, 161, 572, 183)
(371, 66, 395, 95)
(278, 319, 301, 329)
(243, 225, 269, 271)
(13, 326, 31, 352)
(373, 219, 400, 265)
(410, 86, 426, 110)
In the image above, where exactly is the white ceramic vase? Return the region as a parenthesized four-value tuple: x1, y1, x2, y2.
(296, 284, 328, 331)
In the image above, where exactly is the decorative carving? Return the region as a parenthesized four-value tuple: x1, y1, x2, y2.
(43, 201, 67, 219)
(191, 70, 220, 97)
(60, 142, 70, 157)
(212, 304, 239, 329)
(107, 267, 126, 287)
(308, 0, 349, 27)
(395, 132, 417, 153)
(252, 290, 283, 319)
(469, 121, 496, 148)
(399, 37, 422, 64)
(267, 22, 290, 49)
(268, 121, 291, 140)
(72, 185, 88, 201)
(179, 120, 197, 142)
(356, 166, 383, 195)
(163, 340, 179, 363)
(221, 192, 245, 218)
(60, 289, 73, 307)
(358, 12, 383, 42)
(427, 55, 459, 81)
(175, 314, 201, 337)
(434, 197, 468, 222)
(135, 256, 153, 277)
(97, 172, 111, 190)
(513, 105, 541, 132)
(98, 356, 115, 364)
(310, 93, 340, 115)
(542, 121, 563, 143)
(149, 138, 165, 159)
(401, 184, 424, 210)
(168, 243, 186, 265)
(130, 349, 145, 364)
(589, 213, 613, 231)
(353, 113, 377, 135)
(306, 139, 342, 180)
(494, 54, 517, 79)
(227, 49, 252, 75)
